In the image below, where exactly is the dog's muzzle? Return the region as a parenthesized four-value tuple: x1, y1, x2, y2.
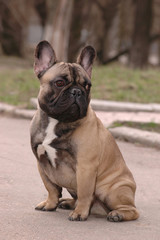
(69, 88, 82, 98)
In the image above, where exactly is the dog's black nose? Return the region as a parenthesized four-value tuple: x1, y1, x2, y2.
(70, 88, 82, 97)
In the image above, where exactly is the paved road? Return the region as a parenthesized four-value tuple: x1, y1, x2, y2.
(0, 116, 160, 240)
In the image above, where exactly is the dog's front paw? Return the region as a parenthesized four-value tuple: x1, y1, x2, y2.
(35, 200, 57, 211)
(68, 209, 88, 221)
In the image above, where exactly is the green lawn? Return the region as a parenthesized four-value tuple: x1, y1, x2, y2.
(0, 59, 160, 107)
(109, 121, 160, 133)
(92, 64, 160, 103)
(0, 69, 39, 108)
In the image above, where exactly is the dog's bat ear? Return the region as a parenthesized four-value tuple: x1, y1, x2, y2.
(34, 41, 57, 78)
(77, 46, 96, 78)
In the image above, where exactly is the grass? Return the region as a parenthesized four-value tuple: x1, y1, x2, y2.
(92, 64, 160, 103)
(110, 121, 160, 133)
(0, 57, 160, 107)
(0, 69, 39, 108)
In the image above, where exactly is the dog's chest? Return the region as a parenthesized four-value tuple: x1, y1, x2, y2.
(42, 118, 58, 167)
(41, 118, 76, 169)
(39, 117, 77, 189)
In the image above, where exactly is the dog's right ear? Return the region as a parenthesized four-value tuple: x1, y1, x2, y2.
(34, 41, 57, 78)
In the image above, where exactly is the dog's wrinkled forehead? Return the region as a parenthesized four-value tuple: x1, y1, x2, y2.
(41, 62, 88, 84)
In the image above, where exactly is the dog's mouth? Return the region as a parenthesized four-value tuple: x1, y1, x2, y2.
(56, 100, 87, 122)
(39, 87, 89, 123)
(48, 97, 75, 115)
(51, 102, 82, 123)
(39, 99, 84, 123)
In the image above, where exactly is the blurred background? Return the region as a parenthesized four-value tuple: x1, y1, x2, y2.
(0, 0, 160, 108)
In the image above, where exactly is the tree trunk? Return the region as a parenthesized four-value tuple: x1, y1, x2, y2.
(0, 0, 31, 56)
(68, 0, 91, 62)
(34, 0, 59, 42)
(0, 1, 24, 56)
(51, 0, 74, 61)
(129, 0, 153, 68)
(94, 0, 120, 63)
(34, 0, 48, 28)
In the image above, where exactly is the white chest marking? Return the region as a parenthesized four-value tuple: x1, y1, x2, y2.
(42, 117, 58, 168)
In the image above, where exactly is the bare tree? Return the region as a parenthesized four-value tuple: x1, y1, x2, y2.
(51, 0, 74, 61)
(68, 0, 120, 63)
(0, 0, 31, 56)
(129, 0, 153, 68)
(34, 0, 59, 42)
(93, 0, 120, 63)
(34, 0, 48, 28)
(68, 0, 92, 62)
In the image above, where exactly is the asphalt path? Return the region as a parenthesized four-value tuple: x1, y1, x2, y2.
(0, 116, 160, 240)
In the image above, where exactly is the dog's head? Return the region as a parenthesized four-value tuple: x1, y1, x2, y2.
(34, 41, 96, 123)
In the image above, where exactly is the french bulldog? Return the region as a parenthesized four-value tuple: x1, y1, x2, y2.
(30, 41, 139, 222)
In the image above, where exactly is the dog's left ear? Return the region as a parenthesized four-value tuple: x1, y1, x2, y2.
(77, 46, 96, 78)
(34, 41, 57, 78)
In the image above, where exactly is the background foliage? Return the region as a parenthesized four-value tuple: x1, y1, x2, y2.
(0, 0, 160, 107)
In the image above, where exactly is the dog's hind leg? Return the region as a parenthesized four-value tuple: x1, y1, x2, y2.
(105, 186, 139, 222)
(58, 189, 77, 210)
(58, 198, 76, 210)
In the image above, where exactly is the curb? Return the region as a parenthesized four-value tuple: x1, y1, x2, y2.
(91, 99, 160, 112)
(30, 98, 160, 113)
(1, 101, 160, 149)
(0, 102, 35, 120)
(109, 126, 160, 149)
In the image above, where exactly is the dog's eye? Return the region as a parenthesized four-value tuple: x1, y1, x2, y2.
(84, 83, 91, 91)
(82, 78, 91, 91)
(85, 84, 89, 91)
(55, 80, 65, 88)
